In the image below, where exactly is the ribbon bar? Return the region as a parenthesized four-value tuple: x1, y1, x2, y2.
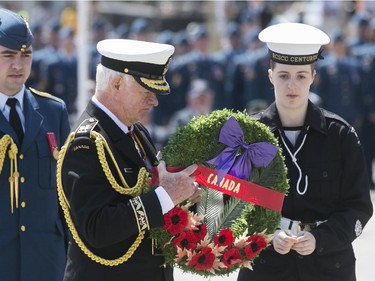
(46, 132, 59, 160)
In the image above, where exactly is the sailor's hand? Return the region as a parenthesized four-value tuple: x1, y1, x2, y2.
(273, 229, 297, 255)
(292, 231, 316, 256)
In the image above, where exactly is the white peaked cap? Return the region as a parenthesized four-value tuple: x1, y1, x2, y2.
(97, 39, 174, 65)
(97, 39, 175, 94)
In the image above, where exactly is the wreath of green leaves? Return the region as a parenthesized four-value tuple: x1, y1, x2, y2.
(150, 109, 289, 275)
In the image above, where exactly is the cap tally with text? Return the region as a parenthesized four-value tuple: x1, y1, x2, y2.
(97, 39, 175, 95)
(0, 8, 33, 52)
(258, 22, 330, 65)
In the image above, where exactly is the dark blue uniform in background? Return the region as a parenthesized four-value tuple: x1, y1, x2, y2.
(0, 8, 71, 281)
(0, 88, 70, 281)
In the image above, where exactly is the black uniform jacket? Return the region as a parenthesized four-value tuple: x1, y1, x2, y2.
(238, 101, 373, 281)
(61, 101, 172, 281)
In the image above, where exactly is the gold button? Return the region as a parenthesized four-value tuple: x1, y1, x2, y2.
(20, 225, 26, 232)
(21, 201, 26, 208)
(19, 154, 24, 160)
(124, 68, 129, 73)
(20, 177, 25, 183)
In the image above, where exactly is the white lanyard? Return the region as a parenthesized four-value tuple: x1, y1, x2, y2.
(279, 126, 310, 195)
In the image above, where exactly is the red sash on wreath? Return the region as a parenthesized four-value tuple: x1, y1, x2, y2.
(151, 165, 284, 212)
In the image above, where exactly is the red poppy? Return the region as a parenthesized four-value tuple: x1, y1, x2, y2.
(188, 247, 216, 271)
(213, 228, 234, 247)
(193, 223, 207, 241)
(164, 207, 188, 235)
(173, 231, 198, 250)
(223, 247, 242, 268)
(244, 234, 268, 259)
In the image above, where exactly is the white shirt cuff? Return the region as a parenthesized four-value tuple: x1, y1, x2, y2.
(155, 186, 174, 214)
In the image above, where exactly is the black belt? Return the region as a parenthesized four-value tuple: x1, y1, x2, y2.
(299, 222, 320, 232)
(279, 217, 327, 234)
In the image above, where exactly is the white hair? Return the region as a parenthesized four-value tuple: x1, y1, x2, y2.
(95, 64, 135, 92)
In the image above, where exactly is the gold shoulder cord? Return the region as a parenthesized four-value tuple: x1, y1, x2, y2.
(0, 135, 19, 214)
(56, 131, 150, 266)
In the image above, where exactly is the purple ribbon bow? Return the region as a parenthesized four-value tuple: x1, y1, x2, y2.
(207, 116, 278, 184)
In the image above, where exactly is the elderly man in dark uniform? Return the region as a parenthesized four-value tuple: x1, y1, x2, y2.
(58, 39, 201, 281)
(0, 8, 71, 281)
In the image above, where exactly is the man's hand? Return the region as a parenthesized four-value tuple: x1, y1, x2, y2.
(158, 161, 201, 206)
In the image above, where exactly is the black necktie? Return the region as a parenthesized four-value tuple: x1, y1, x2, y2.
(6, 98, 24, 144)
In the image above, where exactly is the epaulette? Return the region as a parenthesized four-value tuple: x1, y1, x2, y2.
(321, 108, 351, 128)
(29, 87, 64, 104)
(74, 118, 99, 139)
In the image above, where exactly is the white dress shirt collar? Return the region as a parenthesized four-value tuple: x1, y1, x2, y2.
(91, 95, 132, 134)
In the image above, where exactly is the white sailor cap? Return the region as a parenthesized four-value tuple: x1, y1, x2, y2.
(258, 22, 330, 65)
(97, 39, 175, 95)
